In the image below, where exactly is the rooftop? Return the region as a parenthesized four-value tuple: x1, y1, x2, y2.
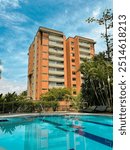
(38, 26, 64, 35)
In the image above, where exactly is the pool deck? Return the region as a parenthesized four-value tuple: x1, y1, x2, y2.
(0, 112, 113, 118)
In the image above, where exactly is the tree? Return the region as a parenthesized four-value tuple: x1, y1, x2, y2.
(70, 92, 83, 110)
(40, 87, 71, 101)
(20, 90, 27, 97)
(4, 92, 18, 102)
(86, 9, 113, 60)
(80, 52, 113, 108)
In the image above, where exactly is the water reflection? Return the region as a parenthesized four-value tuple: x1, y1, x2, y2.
(24, 122, 87, 150)
(0, 117, 34, 134)
(0, 117, 112, 150)
(0, 124, 16, 134)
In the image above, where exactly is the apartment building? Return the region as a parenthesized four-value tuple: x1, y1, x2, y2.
(27, 27, 95, 100)
(28, 27, 67, 100)
(66, 36, 95, 94)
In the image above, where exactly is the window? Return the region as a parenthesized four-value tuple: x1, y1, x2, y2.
(71, 42, 74, 45)
(72, 47, 74, 51)
(73, 84, 76, 87)
(72, 78, 76, 81)
(72, 72, 76, 75)
(72, 59, 75, 62)
(73, 91, 76, 95)
(71, 53, 75, 56)
(42, 88, 47, 90)
(57, 68, 64, 71)
(57, 82, 64, 85)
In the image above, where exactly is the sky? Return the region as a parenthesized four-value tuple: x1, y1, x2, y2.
(0, 0, 112, 94)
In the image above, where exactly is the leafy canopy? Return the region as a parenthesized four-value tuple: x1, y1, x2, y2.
(40, 87, 71, 101)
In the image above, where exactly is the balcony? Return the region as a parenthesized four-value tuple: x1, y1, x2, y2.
(49, 48, 63, 55)
(49, 62, 64, 68)
(80, 54, 86, 59)
(49, 84, 64, 88)
(49, 70, 64, 75)
(49, 77, 64, 82)
(79, 42, 90, 48)
(80, 54, 91, 60)
(49, 55, 63, 61)
(49, 41, 63, 48)
(80, 47, 90, 54)
(49, 35, 63, 42)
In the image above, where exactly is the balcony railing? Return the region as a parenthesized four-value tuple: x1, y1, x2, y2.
(49, 41, 63, 48)
(49, 84, 64, 88)
(49, 70, 64, 75)
(80, 47, 90, 53)
(79, 42, 90, 48)
(49, 55, 64, 61)
(49, 62, 64, 68)
(49, 78, 64, 82)
(49, 48, 64, 55)
(80, 54, 91, 59)
(49, 35, 63, 42)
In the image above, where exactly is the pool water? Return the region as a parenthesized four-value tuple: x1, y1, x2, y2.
(0, 115, 113, 150)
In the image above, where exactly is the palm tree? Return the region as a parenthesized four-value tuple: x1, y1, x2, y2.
(79, 52, 113, 108)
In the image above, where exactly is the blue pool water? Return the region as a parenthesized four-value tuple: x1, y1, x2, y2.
(0, 115, 113, 150)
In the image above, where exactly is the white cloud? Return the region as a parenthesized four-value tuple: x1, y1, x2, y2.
(0, 0, 28, 10)
(0, 0, 20, 10)
(45, 5, 104, 53)
(0, 78, 27, 94)
(0, 64, 4, 72)
(13, 51, 28, 65)
(0, 0, 29, 28)
(92, 7, 101, 18)
(0, 11, 29, 24)
(88, 26, 106, 53)
(0, 0, 112, 94)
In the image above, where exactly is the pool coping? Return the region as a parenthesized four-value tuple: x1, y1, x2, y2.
(0, 112, 113, 118)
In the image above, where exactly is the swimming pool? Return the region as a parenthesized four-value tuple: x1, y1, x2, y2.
(0, 115, 113, 150)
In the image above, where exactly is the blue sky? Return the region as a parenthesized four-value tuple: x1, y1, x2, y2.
(0, 0, 112, 94)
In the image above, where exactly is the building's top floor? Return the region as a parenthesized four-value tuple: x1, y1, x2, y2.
(29, 27, 64, 49)
(38, 26, 64, 36)
(28, 26, 96, 50)
(66, 36, 96, 44)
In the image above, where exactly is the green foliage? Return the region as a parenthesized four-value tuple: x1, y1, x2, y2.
(0, 88, 72, 113)
(51, 101, 59, 111)
(18, 100, 35, 112)
(0, 91, 59, 113)
(40, 87, 71, 101)
(4, 92, 18, 102)
(0, 92, 19, 113)
(80, 52, 113, 108)
(33, 100, 59, 112)
(71, 93, 83, 110)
